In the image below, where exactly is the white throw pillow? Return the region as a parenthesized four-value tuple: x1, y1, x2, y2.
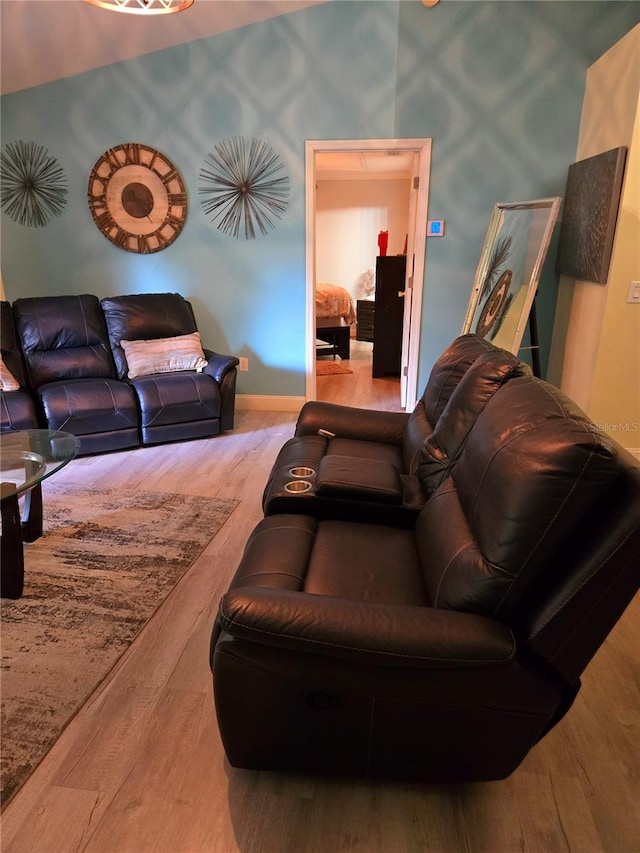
(0, 354, 20, 391)
(120, 332, 208, 380)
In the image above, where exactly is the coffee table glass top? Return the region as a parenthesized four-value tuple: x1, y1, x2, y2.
(0, 430, 80, 497)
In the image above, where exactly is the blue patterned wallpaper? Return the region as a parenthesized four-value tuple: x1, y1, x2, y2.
(1, 1, 638, 395)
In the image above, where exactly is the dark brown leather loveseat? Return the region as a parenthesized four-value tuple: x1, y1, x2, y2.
(0, 292, 238, 455)
(262, 334, 531, 525)
(211, 337, 640, 783)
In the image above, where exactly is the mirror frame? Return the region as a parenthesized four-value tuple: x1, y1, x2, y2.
(462, 197, 561, 354)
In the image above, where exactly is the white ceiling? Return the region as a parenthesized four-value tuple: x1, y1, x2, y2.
(0, 0, 325, 95)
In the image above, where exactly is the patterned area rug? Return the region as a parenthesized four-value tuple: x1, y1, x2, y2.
(316, 361, 353, 376)
(0, 484, 237, 808)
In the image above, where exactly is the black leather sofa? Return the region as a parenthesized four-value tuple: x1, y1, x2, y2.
(262, 334, 531, 525)
(1, 293, 238, 455)
(211, 337, 640, 783)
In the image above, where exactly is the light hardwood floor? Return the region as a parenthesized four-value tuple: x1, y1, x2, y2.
(2, 351, 639, 853)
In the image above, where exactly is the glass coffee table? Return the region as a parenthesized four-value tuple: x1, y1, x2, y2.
(1, 429, 80, 599)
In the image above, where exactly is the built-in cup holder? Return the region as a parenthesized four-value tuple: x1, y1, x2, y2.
(284, 480, 313, 494)
(288, 466, 316, 478)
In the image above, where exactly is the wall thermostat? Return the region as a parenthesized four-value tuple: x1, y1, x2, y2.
(427, 220, 445, 236)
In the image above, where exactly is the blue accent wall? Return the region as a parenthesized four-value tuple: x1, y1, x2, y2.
(2, 1, 638, 395)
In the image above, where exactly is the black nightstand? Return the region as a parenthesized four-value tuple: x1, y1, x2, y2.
(356, 299, 374, 342)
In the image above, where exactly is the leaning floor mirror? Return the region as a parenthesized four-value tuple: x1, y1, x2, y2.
(462, 197, 561, 356)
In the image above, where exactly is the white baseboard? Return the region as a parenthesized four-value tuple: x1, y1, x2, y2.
(236, 394, 305, 412)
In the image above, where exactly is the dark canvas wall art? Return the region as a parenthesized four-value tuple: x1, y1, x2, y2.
(556, 147, 627, 284)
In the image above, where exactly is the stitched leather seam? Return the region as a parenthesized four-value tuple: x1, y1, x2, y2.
(248, 524, 315, 545)
(432, 542, 485, 607)
(78, 297, 90, 345)
(219, 604, 516, 663)
(234, 570, 306, 583)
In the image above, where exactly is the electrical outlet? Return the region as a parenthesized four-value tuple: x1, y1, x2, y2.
(239, 357, 249, 371)
(627, 281, 640, 304)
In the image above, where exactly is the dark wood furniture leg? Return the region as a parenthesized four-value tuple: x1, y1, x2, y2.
(335, 326, 350, 360)
(21, 483, 43, 542)
(1, 484, 25, 599)
(316, 325, 350, 360)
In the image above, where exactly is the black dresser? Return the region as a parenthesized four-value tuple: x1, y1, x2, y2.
(372, 255, 406, 377)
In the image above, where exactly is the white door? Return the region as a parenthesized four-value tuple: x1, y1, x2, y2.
(399, 155, 420, 407)
(305, 138, 431, 409)
(400, 143, 431, 410)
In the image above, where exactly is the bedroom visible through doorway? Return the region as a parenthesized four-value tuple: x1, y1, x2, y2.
(305, 139, 431, 411)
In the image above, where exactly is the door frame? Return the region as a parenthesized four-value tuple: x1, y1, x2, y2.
(305, 138, 431, 408)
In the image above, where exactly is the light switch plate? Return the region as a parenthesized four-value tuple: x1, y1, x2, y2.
(427, 220, 445, 237)
(628, 280, 640, 303)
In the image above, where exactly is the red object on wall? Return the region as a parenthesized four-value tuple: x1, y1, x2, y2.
(377, 230, 389, 256)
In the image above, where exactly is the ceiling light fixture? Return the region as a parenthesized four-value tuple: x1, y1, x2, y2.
(83, 0, 194, 15)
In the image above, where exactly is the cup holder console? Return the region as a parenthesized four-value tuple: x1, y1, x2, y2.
(284, 480, 313, 494)
(289, 467, 315, 478)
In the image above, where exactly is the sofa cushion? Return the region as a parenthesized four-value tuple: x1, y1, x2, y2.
(0, 355, 20, 391)
(417, 377, 617, 621)
(132, 371, 220, 427)
(0, 390, 39, 432)
(315, 455, 403, 504)
(101, 293, 200, 380)
(38, 378, 139, 437)
(416, 349, 531, 494)
(417, 377, 619, 622)
(13, 295, 115, 387)
(420, 334, 497, 426)
(402, 334, 500, 473)
(121, 332, 207, 379)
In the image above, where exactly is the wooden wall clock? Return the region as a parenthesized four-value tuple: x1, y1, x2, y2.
(88, 143, 187, 253)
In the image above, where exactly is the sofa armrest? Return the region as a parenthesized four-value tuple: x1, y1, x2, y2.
(316, 455, 403, 504)
(217, 587, 515, 670)
(203, 349, 240, 385)
(295, 401, 408, 444)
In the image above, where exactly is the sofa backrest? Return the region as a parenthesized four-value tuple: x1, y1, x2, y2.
(415, 375, 639, 681)
(402, 334, 522, 474)
(101, 292, 199, 380)
(415, 348, 532, 493)
(421, 334, 500, 425)
(13, 295, 116, 388)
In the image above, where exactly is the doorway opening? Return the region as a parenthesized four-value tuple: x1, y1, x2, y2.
(305, 138, 431, 410)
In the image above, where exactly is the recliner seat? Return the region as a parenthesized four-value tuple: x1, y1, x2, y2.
(101, 292, 239, 446)
(12, 294, 140, 454)
(211, 374, 640, 782)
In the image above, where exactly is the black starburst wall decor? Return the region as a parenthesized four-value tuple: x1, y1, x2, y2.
(0, 140, 68, 227)
(198, 137, 290, 239)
